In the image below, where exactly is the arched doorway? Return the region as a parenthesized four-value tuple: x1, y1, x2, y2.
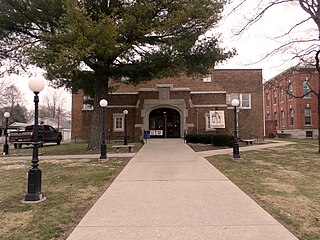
(149, 108, 180, 138)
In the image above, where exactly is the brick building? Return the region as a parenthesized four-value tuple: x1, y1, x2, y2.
(72, 69, 264, 142)
(264, 66, 319, 139)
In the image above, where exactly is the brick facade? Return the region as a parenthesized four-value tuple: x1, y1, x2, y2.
(72, 69, 264, 142)
(264, 67, 319, 139)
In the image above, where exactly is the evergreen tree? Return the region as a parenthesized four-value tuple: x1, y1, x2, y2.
(0, 0, 234, 149)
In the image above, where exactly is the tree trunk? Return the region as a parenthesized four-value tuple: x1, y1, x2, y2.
(318, 90, 320, 153)
(315, 50, 320, 153)
(88, 75, 109, 150)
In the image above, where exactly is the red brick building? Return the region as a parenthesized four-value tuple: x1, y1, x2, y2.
(72, 69, 264, 142)
(264, 67, 319, 139)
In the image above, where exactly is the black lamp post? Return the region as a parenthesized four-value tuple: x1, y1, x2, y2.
(100, 99, 108, 160)
(24, 76, 46, 203)
(3, 112, 10, 155)
(231, 99, 241, 159)
(123, 109, 128, 145)
(163, 111, 167, 138)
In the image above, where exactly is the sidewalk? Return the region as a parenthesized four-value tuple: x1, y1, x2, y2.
(67, 139, 298, 240)
(198, 140, 296, 157)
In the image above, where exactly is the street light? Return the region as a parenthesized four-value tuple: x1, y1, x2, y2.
(231, 99, 240, 159)
(3, 112, 10, 155)
(99, 99, 108, 160)
(24, 76, 46, 203)
(123, 109, 128, 145)
(163, 111, 167, 138)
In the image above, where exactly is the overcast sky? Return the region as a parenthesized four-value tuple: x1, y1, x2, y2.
(216, 0, 316, 80)
(9, 0, 317, 110)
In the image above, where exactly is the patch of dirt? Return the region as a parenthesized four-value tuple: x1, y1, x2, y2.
(76, 186, 100, 200)
(59, 158, 130, 240)
(187, 143, 230, 152)
(261, 194, 318, 235)
(276, 168, 304, 178)
(0, 211, 33, 236)
(262, 178, 296, 193)
(188, 141, 266, 152)
(0, 165, 25, 170)
(253, 160, 275, 167)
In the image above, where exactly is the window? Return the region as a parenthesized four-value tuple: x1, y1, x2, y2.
(226, 93, 251, 109)
(290, 109, 294, 126)
(241, 94, 250, 108)
(281, 111, 285, 127)
(266, 92, 270, 106)
(202, 74, 212, 82)
(83, 95, 94, 110)
(304, 108, 312, 125)
(113, 114, 125, 131)
(288, 82, 293, 99)
(49, 126, 56, 132)
(280, 87, 284, 102)
(266, 113, 270, 120)
(306, 131, 313, 138)
(303, 80, 311, 98)
(274, 112, 278, 127)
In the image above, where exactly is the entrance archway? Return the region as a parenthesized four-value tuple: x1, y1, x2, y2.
(149, 108, 180, 138)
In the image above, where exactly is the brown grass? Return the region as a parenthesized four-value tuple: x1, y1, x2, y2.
(205, 139, 320, 240)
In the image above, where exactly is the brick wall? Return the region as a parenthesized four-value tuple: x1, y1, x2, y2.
(72, 69, 264, 142)
(264, 67, 319, 138)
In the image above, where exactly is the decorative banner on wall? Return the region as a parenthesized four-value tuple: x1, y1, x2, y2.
(209, 110, 225, 129)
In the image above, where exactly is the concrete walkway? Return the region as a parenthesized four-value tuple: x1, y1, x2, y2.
(67, 139, 297, 240)
(198, 140, 296, 157)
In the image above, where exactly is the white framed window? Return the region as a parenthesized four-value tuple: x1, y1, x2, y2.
(304, 108, 312, 125)
(82, 95, 94, 110)
(273, 89, 277, 104)
(290, 109, 294, 126)
(280, 86, 284, 102)
(303, 80, 311, 98)
(226, 93, 251, 109)
(266, 113, 270, 120)
(281, 110, 285, 127)
(266, 92, 270, 106)
(288, 82, 293, 99)
(202, 74, 212, 82)
(113, 114, 125, 131)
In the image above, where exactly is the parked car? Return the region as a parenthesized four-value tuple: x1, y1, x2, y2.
(9, 124, 62, 149)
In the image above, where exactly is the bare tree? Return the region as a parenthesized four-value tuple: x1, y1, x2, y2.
(39, 87, 70, 120)
(0, 82, 29, 126)
(227, 0, 320, 152)
(0, 78, 13, 108)
(2, 85, 25, 112)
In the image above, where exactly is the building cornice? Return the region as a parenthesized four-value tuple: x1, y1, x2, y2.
(110, 92, 139, 95)
(193, 104, 227, 108)
(191, 91, 226, 94)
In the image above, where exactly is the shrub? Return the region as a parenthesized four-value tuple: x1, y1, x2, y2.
(211, 135, 234, 147)
(185, 134, 212, 144)
(185, 134, 234, 147)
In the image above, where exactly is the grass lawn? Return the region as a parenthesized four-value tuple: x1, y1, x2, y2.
(0, 155, 131, 239)
(0, 141, 143, 156)
(206, 139, 320, 240)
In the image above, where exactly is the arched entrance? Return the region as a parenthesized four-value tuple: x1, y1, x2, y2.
(149, 108, 181, 138)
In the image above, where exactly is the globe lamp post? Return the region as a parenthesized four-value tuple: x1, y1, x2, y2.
(24, 76, 46, 202)
(100, 99, 108, 160)
(231, 99, 241, 159)
(123, 109, 128, 145)
(3, 112, 10, 155)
